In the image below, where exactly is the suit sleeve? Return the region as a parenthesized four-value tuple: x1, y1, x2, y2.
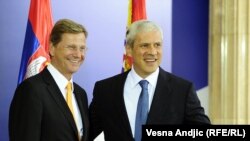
(89, 82, 104, 140)
(9, 81, 42, 141)
(184, 84, 211, 124)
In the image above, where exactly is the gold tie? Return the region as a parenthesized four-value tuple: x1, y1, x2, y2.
(66, 82, 81, 141)
(66, 82, 75, 119)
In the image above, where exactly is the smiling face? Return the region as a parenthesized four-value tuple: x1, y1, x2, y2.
(49, 33, 86, 80)
(127, 30, 163, 78)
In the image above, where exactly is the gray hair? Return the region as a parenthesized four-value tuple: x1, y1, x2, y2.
(126, 20, 163, 47)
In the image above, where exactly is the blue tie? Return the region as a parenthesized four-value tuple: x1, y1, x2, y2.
(135, 80, 149, 141)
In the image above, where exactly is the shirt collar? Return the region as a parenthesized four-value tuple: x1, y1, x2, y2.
(130, 66, 159, 88)
(47, 64, 74, 92)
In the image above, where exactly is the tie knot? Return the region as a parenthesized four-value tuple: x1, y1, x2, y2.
(139, 80, 149, 89)
(67, 82, 72, 91)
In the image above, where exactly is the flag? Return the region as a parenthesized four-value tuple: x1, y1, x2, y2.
(122, 0, 147, 72)
(18, 0, 53, 84)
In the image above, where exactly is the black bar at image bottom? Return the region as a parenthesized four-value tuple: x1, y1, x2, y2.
(142, 125, 250, 141)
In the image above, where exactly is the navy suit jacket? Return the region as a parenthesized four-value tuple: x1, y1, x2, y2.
(9, 68, 89, 141)
(89, 68, 210, 141)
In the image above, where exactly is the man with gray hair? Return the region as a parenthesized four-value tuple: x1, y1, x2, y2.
(89, 20, 210, 141)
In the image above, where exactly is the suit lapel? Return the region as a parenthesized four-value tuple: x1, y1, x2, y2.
(74, 85, 89, 140)
(74, 87, 85, 126)
(41, 68, 79, 137)
(113, 71, 134, 137)
(147, 68, 172, 124)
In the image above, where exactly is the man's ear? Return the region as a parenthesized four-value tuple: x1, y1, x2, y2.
(125, 45, 132, 57)
(49, 42, 54, 57)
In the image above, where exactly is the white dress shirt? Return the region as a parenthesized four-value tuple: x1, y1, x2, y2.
(47, 64, 83, 137)
(123, 66, 159, 137)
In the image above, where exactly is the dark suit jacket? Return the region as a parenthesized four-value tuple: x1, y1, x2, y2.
(9, 68, 89, 141)
(89, 68, 210, 141)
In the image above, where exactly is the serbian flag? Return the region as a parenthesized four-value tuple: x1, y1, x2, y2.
(17, 0, 53, 84)
(122, 0, 147, 72)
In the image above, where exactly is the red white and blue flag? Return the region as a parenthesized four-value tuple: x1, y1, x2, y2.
(18, 0, 53, 84)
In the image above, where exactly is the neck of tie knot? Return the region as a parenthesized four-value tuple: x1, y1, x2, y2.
(139, 80, 149, 90)
(67, 82, 72, 93)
